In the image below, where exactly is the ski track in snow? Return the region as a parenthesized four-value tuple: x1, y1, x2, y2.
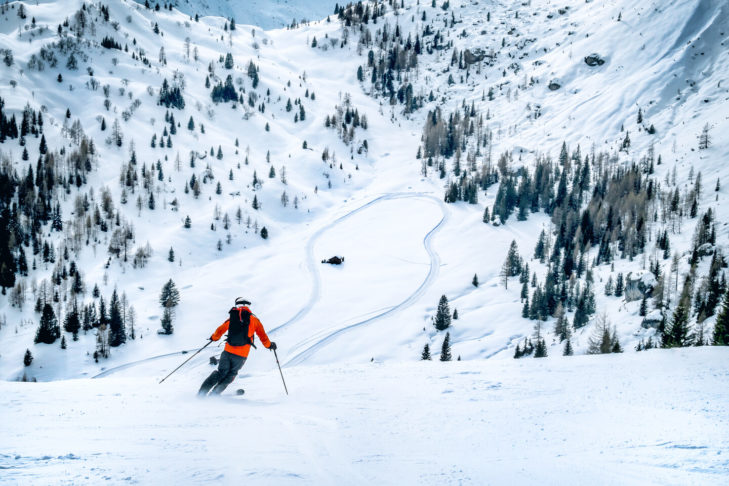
(280, 192, 447, 367)
(92, 192, 446, 377)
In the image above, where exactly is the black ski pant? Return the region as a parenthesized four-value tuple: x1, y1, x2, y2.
(198, 350, 246, 396)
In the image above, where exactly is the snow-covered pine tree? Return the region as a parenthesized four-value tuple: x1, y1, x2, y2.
(34, 303, 60, 344)
(160, 308, 173, 335)
(440, 332, 452, 361)
(421, 343, 431, 360)
(434, 295, 451, 330)
(63, 300, 81, 340)
(664, 273, 694, 348)
(534, 338, 547, 358)
(563, 339, 574, 356)
(109, 290, 126, 347)
(713, 286, 729, 345)
(160, 279, 180, 311)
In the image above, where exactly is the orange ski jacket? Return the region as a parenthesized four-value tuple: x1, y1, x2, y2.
(210, 306, 271, 358)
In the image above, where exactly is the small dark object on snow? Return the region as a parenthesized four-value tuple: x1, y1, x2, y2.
(236, 388, 245, 395)
(584, 54, 605, 66)
(322, 256, 345, 265)
(548, 81, 561, 91)
(209, 356, 218, 365)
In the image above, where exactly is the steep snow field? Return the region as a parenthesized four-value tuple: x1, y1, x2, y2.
(0, 0, 727, 378)
(1, 0, 729, 481)
(159, 0, 336, 29)
(2, 348, 728, 485)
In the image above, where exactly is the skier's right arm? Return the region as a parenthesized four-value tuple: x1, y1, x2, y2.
(210, 320, 229, 341)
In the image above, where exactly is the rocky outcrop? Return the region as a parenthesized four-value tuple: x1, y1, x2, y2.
(584, 54, 605, 66)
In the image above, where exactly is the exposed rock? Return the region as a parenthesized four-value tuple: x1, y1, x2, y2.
(584, 54, 605, 66)
(625, 270, 657, 301)
(464, 48, 486, 65)
(697, 243, 714, 257)
(548, 81, 561, 90)
(642, 310, 664, 329)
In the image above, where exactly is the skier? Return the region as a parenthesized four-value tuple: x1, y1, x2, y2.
(198, 297, 276, 396)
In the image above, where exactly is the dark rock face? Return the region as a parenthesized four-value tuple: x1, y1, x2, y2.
(584, 54, 605, 66)
(464, 48, 486, 65)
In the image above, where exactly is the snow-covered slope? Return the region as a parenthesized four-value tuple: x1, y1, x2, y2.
(2, 348, 728, 485)
(0, 0, 727, 382)
(161, 0, 336, 29)
(2, 0, 729, 483)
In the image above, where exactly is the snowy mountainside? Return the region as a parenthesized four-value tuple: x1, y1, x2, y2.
(156, 0, 337, 29)
(1, 0, 729, 483)
(0, 0, 727, 384)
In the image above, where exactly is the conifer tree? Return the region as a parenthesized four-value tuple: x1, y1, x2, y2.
(160, 307, 173, 335)
(440, 332, 452, 361)
(615, 273, 624, 297)
(713, 287, 729, 345)
(639, 294, 648, 317)
(24, 349, 33, 366)
(434, 295, 451, 330)
(472, 274, 479, 287)
(505, 240, 522, 276)
(587, 315, 620, 354)
(553, 304, 570, 342)
(534, 338, 547, 358)
(109, 290, 126, 346)
(421, 343, 431, 360)
(604, 275, 614, 296)
(665, 273, 693, 347)
(64, 300, 81, 340)
(35, 303, 60, 344)
(563, 339, 574, 356)
(160, 279, 181, 310)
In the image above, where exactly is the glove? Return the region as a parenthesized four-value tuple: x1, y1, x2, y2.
(209, 336, 215, 342)
(269, 342, 277, 351)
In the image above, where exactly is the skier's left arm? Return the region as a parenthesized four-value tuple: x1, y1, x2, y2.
(252, 315, 274, 349)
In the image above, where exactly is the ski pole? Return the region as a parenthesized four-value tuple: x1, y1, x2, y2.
(273, 348, 289, 395)
(159, 339, 213, 384)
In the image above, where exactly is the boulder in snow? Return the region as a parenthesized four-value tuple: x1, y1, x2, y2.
(584, 54, 606, 67)
(642, 310, 664, 329)
(548, 81, 561, 91)
(464, 48, 486, 65)
(697, 243, 714, 258)
(625, 270, 656, 301)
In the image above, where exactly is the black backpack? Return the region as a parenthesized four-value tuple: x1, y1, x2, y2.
(227, 307, 255, 347)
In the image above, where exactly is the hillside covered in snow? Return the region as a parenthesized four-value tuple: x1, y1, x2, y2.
(0, 0, 728, 481)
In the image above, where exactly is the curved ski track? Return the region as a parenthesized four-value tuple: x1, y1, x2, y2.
(93, 193, 446, 378)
